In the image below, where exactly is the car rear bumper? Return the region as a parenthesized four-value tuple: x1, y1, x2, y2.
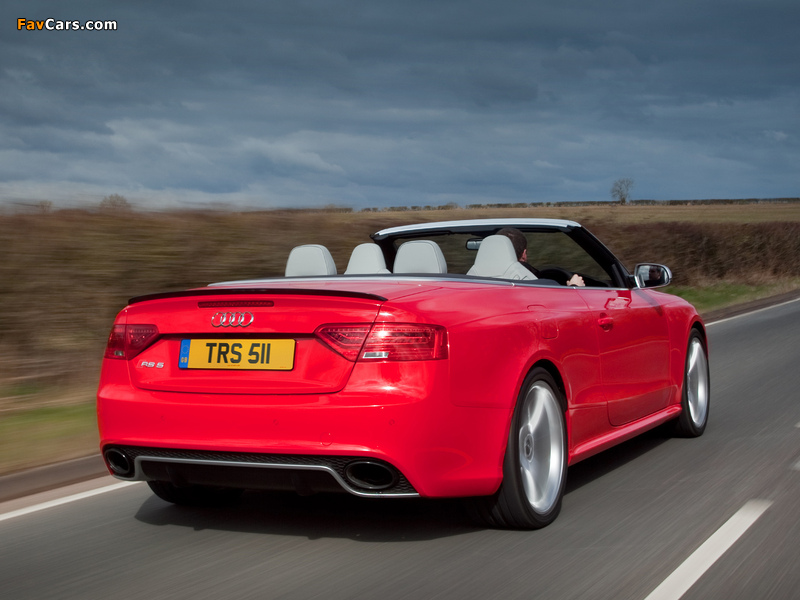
(102, 444, 419, 497)
(97, 362, 511, 498)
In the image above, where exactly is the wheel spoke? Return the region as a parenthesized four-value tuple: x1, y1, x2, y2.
(518, 382, 564, 514)
(529, 391, 545, 431)
(687, 342, 699, 373)
(685, 339, 708, 427)
(521, 464, 543, 504)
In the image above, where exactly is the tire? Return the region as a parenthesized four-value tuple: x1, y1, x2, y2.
(469, 368, 568, 529)
(147, 480, 244, 507)
(673, 330, 710, 437)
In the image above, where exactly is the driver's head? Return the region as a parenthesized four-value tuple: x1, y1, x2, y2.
(496, 227, 527, 261)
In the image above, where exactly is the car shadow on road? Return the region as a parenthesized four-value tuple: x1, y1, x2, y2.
(565, 424, 672, 494)
(134, 425, 673, 541)
(135, 490, 480, 542)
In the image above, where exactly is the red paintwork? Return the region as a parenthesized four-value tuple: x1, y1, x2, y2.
(97, 278, 704, 498)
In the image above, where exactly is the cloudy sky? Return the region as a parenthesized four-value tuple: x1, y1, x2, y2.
(2, 0, 798, 210)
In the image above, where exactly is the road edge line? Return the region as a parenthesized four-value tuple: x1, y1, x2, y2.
(642, 499, 772, 600)
(0, 481, 139, 523)
(706, 296, 800, 327)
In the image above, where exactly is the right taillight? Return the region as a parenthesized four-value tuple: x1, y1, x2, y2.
(104, 324, 159, 360)
(315, 323, 448, 362)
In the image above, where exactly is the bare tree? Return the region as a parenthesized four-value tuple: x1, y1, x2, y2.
(100, 194, 132, 212)
(610, 178, 634, 204)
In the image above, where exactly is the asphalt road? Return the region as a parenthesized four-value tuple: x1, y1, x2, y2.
(2, 299, 799, 600)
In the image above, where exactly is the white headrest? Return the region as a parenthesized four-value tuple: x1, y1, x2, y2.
(467, 235, 537, 280)
(393, 240, 447, 274)
(344, 243, 390, 275)
(285, 244, 337, 277)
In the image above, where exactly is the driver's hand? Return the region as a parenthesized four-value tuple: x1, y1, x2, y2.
(567, 274, 585, 287)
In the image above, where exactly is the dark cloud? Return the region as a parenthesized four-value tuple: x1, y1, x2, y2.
(1, 0, 797, 209)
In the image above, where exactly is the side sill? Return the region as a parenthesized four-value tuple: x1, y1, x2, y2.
(568, 405, 681, 466)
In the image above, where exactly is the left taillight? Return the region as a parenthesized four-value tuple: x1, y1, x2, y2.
(315, 323, 448, 362)
(104, 324, 159, 360)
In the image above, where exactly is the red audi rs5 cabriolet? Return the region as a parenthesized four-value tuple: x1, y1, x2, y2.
(97, 218, 709, 528)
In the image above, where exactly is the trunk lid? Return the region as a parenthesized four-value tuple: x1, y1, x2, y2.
(123, 288, 386, 395)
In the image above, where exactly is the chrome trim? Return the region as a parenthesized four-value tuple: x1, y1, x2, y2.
(211, 275, 566, 288)
(118, 455, 420, 499)
(209, 275, 633, 291)
(373, 218, 581, 237)
(210, 311, 254, 327)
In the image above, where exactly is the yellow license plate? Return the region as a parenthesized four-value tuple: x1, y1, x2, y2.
(179, 339, 295, 370)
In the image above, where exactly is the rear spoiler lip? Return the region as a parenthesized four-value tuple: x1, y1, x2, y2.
(128, 287, 388, 305)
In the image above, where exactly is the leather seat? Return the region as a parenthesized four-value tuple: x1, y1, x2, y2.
(344, 243, 391, 274)
(393, 240, 447, 274)
(285, 244, 337, 277)
(467, 235, 536, 280)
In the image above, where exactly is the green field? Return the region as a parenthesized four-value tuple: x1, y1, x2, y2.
(0, 403, 97, 474)
(1, 201, 798, 475)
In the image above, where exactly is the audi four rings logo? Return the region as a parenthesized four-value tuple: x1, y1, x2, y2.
(211, 311, 255, 327)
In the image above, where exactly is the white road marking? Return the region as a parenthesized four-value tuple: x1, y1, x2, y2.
(643, 499, 772, 600)
(707, 296, 800, 327)
(0, 481, 139, 523)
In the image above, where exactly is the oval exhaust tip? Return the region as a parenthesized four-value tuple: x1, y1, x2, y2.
(343, 461, 398, 491)
(104, 448, 133, 477)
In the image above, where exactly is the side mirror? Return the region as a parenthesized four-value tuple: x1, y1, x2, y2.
(634, 263, 672, 289)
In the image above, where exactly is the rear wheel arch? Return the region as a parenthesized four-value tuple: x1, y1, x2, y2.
(468, 364, 569, 529)
(529, 359, 568, 413)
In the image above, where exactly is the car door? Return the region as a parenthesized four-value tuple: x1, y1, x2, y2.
(578, 287, 672, 426)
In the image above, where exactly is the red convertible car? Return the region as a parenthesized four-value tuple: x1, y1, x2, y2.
(97, 218, 709, 528)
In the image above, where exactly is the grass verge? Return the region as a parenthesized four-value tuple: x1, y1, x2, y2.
(669, 279, 800, 314)
(0, 403, 98, 476)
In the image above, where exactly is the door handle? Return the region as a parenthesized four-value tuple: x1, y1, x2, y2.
(598, 316, 614, 331)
